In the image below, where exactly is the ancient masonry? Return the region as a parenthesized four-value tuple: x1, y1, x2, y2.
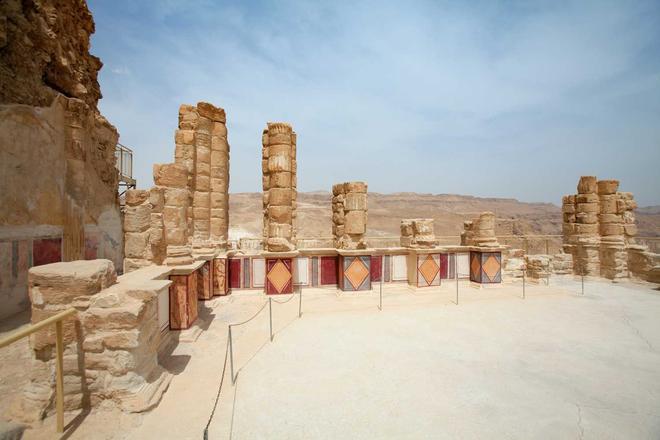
(460, 212, 499, 247)
(123, 103, 229, 272)
(332, 182, 368, 250)
(400, 219, 438, 248)
(261, 122, 297, 252)
(562, 176, 657, 281)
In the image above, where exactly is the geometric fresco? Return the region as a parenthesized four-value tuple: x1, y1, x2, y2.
(266, 258, 293, 295)
(339, 255, 371, 291)
(470, 251, 502, 284)
(417, 254, 440, 287)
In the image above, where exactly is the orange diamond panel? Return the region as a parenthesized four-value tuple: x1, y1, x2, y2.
(345, 258, 369, 290)
(418, 254, 439, 286)
(267, 260, 292, 294)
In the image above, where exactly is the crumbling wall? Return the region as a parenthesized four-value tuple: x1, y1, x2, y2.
(123, 103, 229, 272)
(262, 122, 297, 252)
(12, 260, 171, 423)
(400, 219, 437, 248)
(460, 212, 499, 247)
(332, 182, 368, 250)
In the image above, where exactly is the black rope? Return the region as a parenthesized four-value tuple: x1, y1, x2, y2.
(270, 292, 297, 304)
(231, 301, 269, 326)
(203, 327, 230, 440)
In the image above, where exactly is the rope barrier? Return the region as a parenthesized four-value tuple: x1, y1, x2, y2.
(270, 293, 297, 304)
(203, 328, 230, 440)
(230, 300, 269, 327)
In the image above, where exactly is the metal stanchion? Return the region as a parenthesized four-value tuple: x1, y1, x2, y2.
(229, 326, 235, 384)
(379, 256, 383, 311)
(455, 256, 459, 305)
(522, 268, 526, 299)
(298, 289, 302, 318)
(581, 272, 584, 296)
(269, 297, 273, 341)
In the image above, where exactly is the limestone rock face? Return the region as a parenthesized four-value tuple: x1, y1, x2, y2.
(262, 122, 297, 252)
(460, 212, 499, 247)
(400, 219, 438, 248)
(332, 182, 367, 250)
(0, 0, 103, 109)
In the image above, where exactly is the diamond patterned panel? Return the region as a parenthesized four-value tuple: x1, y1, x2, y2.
(267, 260, 292, 294)
(482, 255, 501, 282)
(418, 255, 439, 286)
(345, 257, 369, 290)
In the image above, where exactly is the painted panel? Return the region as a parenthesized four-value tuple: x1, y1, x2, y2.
(213, 258, 229, 296)
(340, 255, 371, 291)
(320, 256, 338, 285)
(470, 251, 482, 283)
(371, 255, 382, 282)
(417, 254, 440, 287)
(480, 252, 502, 284)
(158, 287, 169, 331)
(448, 253, 456, 279)
(243, 258, 251, 288)
(391, 255, 408, 281)
(197, 261, 213, 300)
(439, 253, 448, 279)
(169, 275, 188, 330)
(457, 252, 470, 279)
(252, 258, 266, 288)
(33, 237, 62, 267)
(84, 233, 99, 260)
(384, 255, 391, 282)
(228, 258, 241, 289)
(294, 257, 309, 285)
(266, 258, 293, 294)
(187, 272, 198, 324)
(311, 256, 319, 287)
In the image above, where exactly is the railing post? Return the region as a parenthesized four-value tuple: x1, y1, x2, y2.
(455, 255, 459, 305)
(379, 256, 383, 311)
(545, 238, 549, 255)
(269, 297, 273, 342)
(522, 268, 526, 299)
(229, 326, 235, 384)
(298, 288, 302, 318)
(55, 320, 64, 433)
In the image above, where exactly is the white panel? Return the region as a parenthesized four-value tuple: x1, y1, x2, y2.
(294, 257, 309, 285)
(158, 287, 169, 331)
(457, 252, 470, 278)
(392, 255, 408, 281)
(252, 258, 265, 287)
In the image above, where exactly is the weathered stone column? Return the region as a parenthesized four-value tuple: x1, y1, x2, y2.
(561, 194, 578, 266)
(123, 190, 152, 272)
(262, 122, 297, 252)
(401, 219, 437, 248)
(332, 182, 368, 250)
(154, 163, 192, 266)
(206, 105, 230, 250)
(460, 212, 498, 247)
(574, 176, 600, 275)
(598, 179, 627, 279)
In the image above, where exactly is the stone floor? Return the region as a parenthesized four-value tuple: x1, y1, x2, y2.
(4, 277, 660, 439)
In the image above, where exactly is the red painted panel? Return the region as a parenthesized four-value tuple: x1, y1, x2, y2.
(213, 258, 229, 296)
(320, 256, 338, 285)
(371, 255, 382, 281)
(228, 258, 241, 289)
(84, 234, 99, 260)
(439, 253, 448, 279)
(197, 261, 213, 300)
(33, 238, 62, 267)
(265, 258, 293, 294)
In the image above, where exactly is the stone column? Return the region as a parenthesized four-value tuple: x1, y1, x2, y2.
(123, 190, 152, 272)
(262, 122, 297, 252)
(206, 105, 230, 250)
(460, 212, 498, 247)
(401, 219, 437, 248)
(574, 176, 600, 275)
(332, 182, 368, 250)
(598, 180, 628, 280)
(154, 163, 192, 266)
(561, 194, 578, 266)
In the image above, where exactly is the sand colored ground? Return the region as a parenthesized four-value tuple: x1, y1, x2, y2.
(8, 277, 660, 439)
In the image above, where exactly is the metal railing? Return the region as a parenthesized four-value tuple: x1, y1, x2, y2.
(0, 308, 77, 433)
(115, 143, 134, 182)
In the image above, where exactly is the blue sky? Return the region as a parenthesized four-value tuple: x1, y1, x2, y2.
(88, 0, 660, 206)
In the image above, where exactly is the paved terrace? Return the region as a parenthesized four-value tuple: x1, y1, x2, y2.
(10, 277, 660, 439)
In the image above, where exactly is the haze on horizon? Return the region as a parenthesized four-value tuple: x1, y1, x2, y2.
(88, 0, 660, 206)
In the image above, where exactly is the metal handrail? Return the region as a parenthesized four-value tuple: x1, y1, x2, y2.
(0, 308, 77, 433)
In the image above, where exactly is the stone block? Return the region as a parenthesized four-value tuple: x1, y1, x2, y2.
(268, 155, 292, 172)
(575, 224, 598, 235)
(269, 223, 292, 238)
(212, 122, 228, 138)
(345, 193, 367, 211)
(28, 260, 116, 306)
(196, 175, 210, 192)
(268, 206, 292, 223)
(576, 193, 598, 203)
(193, 191, 210, 208)
(270, 172, 292, 188)
(345, 211, 366, 234)
(600, 223, 623, 236)
(624, 224, 638, 236)
(149, 187, 165, 212)
(124, 204, 151, 233)
(196, 102, 226, 123)
(29, 307, 81, 351)
(597, 179, 619, 195)
(124, 231, 150, 259)
(344, 182, 367, 193)
(575, 212, 598, 224)
(174, 129, 195, 145)
(577, 176, 597, 194)
(576, 202, 599, 213)
(125, 190, 148, 207)
(153, 163, 187, 188)
(193, 207, 210, 220)
(599, 196, 617, 214)
(269, 188, 292, 206)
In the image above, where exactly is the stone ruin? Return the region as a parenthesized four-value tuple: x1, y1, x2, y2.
(332, 182, 368, 250)
(13, 260, 170, 422)
(460, 212, 499, 247)
(262, 122, 297, 252)
(400, 219, 438, 248)
(562, 176, 659, 282)
(124, 102, 230, 272)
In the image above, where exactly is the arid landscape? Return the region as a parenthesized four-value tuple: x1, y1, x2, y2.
(229, 192, 660, 239)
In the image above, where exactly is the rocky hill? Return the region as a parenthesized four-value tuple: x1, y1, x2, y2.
(229, 192, 659, 239)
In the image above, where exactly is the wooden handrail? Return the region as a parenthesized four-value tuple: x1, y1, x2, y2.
(0, 307, 76, 433)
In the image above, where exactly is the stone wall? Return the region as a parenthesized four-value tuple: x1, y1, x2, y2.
(123, 103, 229, 272)
(0, 0, 121, 320)
(12, 260, 171, 423)
(262, 122, 297, 252)
(460, 212, 499, 247)
(400, 219, 437, 248)
(332, 182, 368, 250)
